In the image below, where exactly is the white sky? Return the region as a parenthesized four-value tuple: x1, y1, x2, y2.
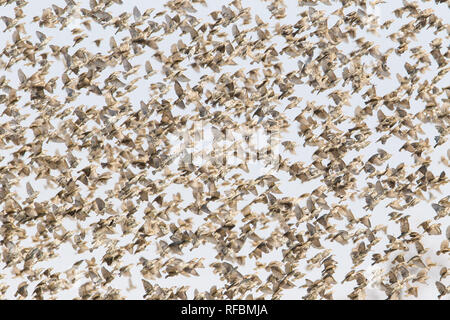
(0, 0, 449, 299)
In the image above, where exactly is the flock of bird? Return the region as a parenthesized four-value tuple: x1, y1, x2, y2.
(0, 0, 449, 299)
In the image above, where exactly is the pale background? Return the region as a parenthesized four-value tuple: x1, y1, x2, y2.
(0, 0, 448, 299)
